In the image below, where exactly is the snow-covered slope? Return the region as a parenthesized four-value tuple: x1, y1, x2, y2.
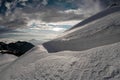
(0, 41, 120, 80)
(0, 6, 120, 80)
(43, 7, 120, 52)
(0, 45, 49, 79)
(68, 6, 120, 30)
(0, 54, 17, 72)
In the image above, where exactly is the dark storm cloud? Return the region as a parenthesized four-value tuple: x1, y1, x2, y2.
(0, 26, 22, 34)
(33, 9, 86, 22)
(0, 16, 28, 28)
(0, 26, 12, 33)
(7, 0, 104, 22)
(0, 0, 119, 33)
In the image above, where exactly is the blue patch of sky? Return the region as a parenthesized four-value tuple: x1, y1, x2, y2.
(47, 0, 78, 9)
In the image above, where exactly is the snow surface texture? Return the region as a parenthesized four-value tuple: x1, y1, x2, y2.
(0, 54, 17, 72)
(68, 6, 120, 30)
(1, 42, 120, 80)
(0, 7, 120, 80)
(43, 7, 120, 53)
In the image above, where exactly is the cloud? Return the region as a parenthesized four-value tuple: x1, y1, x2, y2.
(19, 0, 104, 22)
(0, 26, 12, 33)
(0, 26, 25, 34)
(0, 15, 28, 34)
(0, 17, 28, 28)
(37, 9, 85, 22)
(24, 0, 105, 23)
(0, 0, 118, 34)
(0, 0, 119, 41)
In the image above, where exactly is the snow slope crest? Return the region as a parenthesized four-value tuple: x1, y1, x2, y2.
(68, 6, 120, 30)
(43, 7, 120, 52)
(0, 41, 120, 80)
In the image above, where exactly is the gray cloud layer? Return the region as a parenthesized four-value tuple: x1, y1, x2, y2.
(0, 0, 119, 33)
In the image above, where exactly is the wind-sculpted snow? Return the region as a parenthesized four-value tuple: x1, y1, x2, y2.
(0, 42, 120, 80)
(0, 54, 17, 72)
(43, 9, 120, 52)
(68, 6, 120, 30)
(0, 45, 49, 78)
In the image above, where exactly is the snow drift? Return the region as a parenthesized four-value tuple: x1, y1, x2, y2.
(0, 41, 120, 80)
(0, 54, 17, 72)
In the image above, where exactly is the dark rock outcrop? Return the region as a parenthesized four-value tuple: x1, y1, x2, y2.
(0, 41, 34, 57)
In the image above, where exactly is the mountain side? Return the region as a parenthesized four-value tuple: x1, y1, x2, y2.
(0, 54, 17, 72)
(0, 41, 34, 57)
(43, 7, 120, 53)
(68, 6, 120, 30)
(0, 41, 120, 80)
(0, 45, 50, 80)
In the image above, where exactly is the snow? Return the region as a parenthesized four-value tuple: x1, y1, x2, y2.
(68, 6, 120, 30)
(0, 45, 49, 79)
(0, 54, 17, 66)
(0, 54, 17, 72)
(43, 9, 120, 52)
(0, 42, 120, 80)
(0, 7, 120, 80)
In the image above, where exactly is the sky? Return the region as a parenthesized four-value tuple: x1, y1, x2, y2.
(0, 0, 119, 42)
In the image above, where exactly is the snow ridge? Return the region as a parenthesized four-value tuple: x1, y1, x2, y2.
(68, 6, 120, 30)
(1, 41, 120, 80)
(43, 8, 120, 53)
